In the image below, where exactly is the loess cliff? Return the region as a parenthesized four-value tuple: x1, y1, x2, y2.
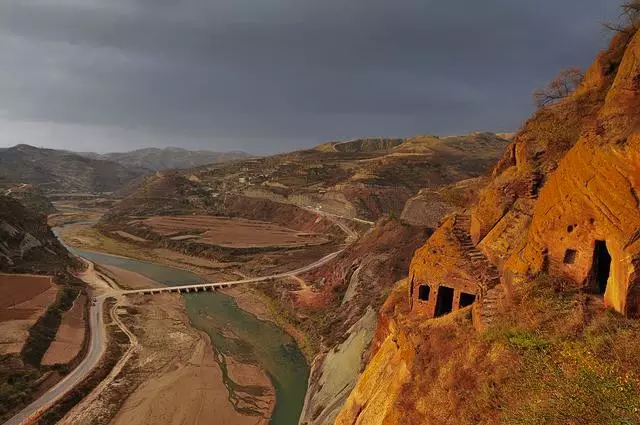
(335, 26, 640, 425)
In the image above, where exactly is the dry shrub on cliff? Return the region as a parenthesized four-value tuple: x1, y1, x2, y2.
(533, 68, 584, 108)
(517, 30, 631, 170)
(399, 275, 640, 425)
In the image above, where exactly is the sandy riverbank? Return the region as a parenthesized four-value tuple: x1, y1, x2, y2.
(58, 265, 275, 425)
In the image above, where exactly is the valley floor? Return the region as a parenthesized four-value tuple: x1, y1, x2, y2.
(60, 292, 274, 425)
(57, 219, 327, 359)
(50, 218, 311, 424)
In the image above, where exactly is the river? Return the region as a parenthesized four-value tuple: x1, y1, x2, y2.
(57, 235, 309, 424)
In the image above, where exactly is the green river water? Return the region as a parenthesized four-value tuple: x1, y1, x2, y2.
(62, 245, 309, 424)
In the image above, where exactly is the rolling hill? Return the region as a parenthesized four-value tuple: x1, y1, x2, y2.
(82, 147, 251, 171)
(105, 132, 510, 223)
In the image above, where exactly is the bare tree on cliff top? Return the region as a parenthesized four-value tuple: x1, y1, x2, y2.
(604, 0, 640, 33)
(533, 67, 584, 108)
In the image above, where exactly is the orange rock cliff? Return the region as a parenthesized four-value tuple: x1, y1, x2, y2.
(334, 28, 640, 425)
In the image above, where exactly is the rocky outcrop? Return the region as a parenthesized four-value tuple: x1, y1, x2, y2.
(404, 25, 640, 325)
(468, 35, 627, 252)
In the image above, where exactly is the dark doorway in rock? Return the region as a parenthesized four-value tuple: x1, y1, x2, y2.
(418, 285, 431, 301)
(459, 292, 476, 308)
(590, 240, 612, 295)
(435, 286, 454, 317)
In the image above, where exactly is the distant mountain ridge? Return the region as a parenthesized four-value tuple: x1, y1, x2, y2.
(0, 144, 251, 194)
(82, 147, 252, 171)
(0, 144, 148, 194)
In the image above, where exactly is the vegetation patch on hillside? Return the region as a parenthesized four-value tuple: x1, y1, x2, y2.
(399, 275, 640, 425)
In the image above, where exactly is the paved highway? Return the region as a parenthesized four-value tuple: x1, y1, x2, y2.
(3, 295, 107, 425)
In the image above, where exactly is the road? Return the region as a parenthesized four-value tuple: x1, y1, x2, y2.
(3, 207, 371, 424)
(3, 183, 29, 196)
(3, 295, 107, 425)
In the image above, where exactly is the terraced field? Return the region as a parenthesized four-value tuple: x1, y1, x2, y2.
(0, 274, 58, 355)
(131, 215, 329, 248)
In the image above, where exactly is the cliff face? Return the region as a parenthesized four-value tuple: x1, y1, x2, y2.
(334, 281, 416, 425)
(470, 33, 631, 262)
(504, 31, 640, 315)
(296, 220, 431, 425)
(471, 28, 640, 317)
(335, 28, 640, 425)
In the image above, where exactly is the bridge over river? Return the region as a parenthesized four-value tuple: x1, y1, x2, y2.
(119, 249, 342, 297)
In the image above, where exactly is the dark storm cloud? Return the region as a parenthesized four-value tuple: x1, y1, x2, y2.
(0, 0, 620, 153)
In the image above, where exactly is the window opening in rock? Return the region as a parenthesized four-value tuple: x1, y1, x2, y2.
(563, 249, 577, 264)
(459, 292, 476, 308)
(418, 285, 430, 301)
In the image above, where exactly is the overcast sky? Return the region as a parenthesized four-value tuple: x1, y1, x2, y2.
(0, 0, 620, 154)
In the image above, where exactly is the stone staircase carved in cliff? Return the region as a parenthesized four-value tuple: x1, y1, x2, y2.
(451, 213, 503, 328)
(502, 172, 543, 202)
(474, 284, 505, 327)
(524, 172, 543, 200)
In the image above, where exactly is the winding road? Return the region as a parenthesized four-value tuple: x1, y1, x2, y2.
(3, 209, 370, 425)
(3, 295, 107, 425)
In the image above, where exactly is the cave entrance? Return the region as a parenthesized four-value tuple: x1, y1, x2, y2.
(590, 240, 612, 295)
(418, 285, 431, 301)
(459, 292, 476, 308)
(435, 286, 454, 317)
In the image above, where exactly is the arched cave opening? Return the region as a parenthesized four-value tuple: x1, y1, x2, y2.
(590, 240, 612, 295)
